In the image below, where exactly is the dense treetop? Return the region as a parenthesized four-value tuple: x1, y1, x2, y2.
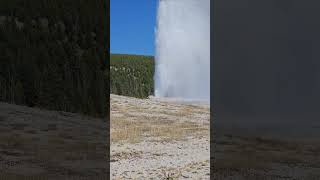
(110, 54, 154, 98)
(0, 0, 109, 118)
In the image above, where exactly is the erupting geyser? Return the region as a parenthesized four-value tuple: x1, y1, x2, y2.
(154, 0, 210, 102)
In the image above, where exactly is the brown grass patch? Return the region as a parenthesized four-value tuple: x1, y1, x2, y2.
(215, 136, 318, 171)
(110, 95, 209, 143)
(111, 116, 208, 143)
(0, 174, 47, 180)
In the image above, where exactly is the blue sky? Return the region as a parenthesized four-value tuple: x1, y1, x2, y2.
(111, 0, 158, 56)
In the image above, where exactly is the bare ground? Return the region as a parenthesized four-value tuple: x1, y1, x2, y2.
(0, 102, 108, 180)
(214, 131, 320, 179)
(110, 94, 210, 179)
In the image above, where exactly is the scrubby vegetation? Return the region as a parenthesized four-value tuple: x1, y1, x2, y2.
(110, 54, 154, 98)
(0, 0, 109, 118)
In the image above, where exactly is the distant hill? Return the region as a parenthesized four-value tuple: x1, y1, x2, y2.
(111, 54, 153, 61)
(110, 54, 154, 98)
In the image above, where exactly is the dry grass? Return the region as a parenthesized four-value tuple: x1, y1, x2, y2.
(0, 102, 108, 178)
(111, 116, 208, 143)
(0, 174, 48, 180)
(0, 174, 110, 180)
(0, 134, 33, 149)
(110, 94, 209, 144)
(215, 135, 320, 179)
(216, 136, 306, 170)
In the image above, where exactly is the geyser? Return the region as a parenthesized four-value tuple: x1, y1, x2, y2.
(154, 0, 210, 102)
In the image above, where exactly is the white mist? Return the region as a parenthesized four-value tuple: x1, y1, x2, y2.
(154, 0, 210, 102)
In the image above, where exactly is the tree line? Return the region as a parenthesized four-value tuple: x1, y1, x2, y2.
(110, 54, 154, 98)
(0, 0, 109, 118)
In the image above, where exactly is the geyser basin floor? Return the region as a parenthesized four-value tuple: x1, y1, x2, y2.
(215, 125, 320, 179)
(215, 135, 320, 179)
(149, 95, 210, 106)
(110, 94, 210, 179)
(0, 102, 108, 179)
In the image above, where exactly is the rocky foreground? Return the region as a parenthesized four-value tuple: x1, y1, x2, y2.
(110, 94, 210, 179)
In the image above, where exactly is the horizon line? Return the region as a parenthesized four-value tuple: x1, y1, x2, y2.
(110, 52, 155, 57)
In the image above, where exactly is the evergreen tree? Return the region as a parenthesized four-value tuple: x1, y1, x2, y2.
(0, 0, 109, 118)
